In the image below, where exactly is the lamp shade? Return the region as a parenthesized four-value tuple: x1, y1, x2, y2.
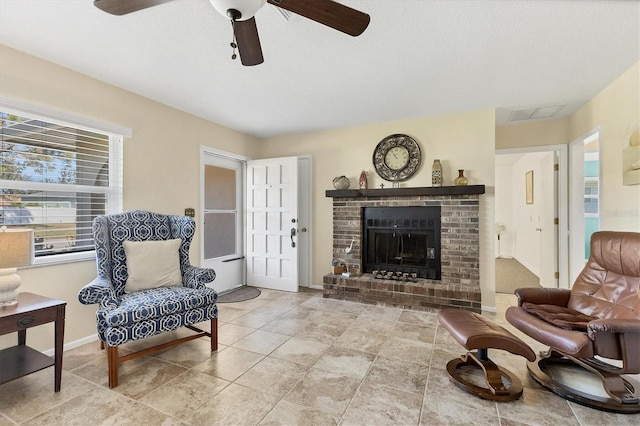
(0, 227, 33, 269)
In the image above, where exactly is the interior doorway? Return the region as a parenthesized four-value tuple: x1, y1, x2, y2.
(495, 145, 569, 293)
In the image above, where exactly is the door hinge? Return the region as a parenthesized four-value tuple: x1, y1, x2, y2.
(554, 218, 559, 225)
(554, 164, 559, 171)
(555, 272, 560, 279)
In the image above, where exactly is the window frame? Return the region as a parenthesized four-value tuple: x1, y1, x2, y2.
(583, 176, 599, 217)
(1, 96, 129, 266)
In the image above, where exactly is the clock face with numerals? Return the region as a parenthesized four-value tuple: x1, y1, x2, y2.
(373, 134, 421, 182)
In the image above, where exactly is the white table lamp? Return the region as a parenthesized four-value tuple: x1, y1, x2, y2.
(0, 226, 33, 307)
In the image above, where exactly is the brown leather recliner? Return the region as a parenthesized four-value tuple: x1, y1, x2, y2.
(506, 231, 640, 414)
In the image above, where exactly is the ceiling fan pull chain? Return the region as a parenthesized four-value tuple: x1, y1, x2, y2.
(230, 27, 238, 60)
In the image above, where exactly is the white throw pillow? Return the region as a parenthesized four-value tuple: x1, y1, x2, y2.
(123, 238, 183, 293)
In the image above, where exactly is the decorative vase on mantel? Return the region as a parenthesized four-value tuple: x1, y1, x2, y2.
(431, 159, 442, 187)
(359, 170, 368, 189)
(454, 169, 468, 186)
(333, 175, 350, 190)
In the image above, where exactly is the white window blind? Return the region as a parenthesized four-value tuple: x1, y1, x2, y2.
(1, 110, 123, 263)
(584, 178, 599, 216)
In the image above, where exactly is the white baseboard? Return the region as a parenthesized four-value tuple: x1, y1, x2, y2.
(42, 334, 99, 357)
(481, 305, 497, 313)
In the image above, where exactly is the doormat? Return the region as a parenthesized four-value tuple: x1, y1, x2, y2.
(218, 286, 261, 303)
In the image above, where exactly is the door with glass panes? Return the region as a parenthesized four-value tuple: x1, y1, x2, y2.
(201, 154, 244, 294)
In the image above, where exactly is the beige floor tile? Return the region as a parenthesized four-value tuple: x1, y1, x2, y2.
(365, 356, 429, 394)
(0, 370, 97, 423)
(231, 329, 290, 355)
(218, 322, 256, 345)
(398, 310, 439, 327)
(216, 305, 250, 322)
(392, 321, 436, 343)
(420, 403, 500, 425)
(258, 400, 337, 426)
(112, 357, 188, 400)
(261, 316, 310, 335)
(190, 383, 279, 426)
(425, 366, 498, 415)
(69, 350, 153, 387)
(341, 381, 422, 426)
(62, 340, 103, 371)
(284, 368, 361, 421)
(568, 401, 640, 426)
(359, 304, 403, 322)
(312, 346, 376, 379)
(235, 356, 307, 397)
(270, 337, 330, 366)
(154, 337, 217, 368)
(229, 310, 279, 328)
(378, 337, 434, 365)
(496, 387, 581, 426)
(193, 346, 264, 381)
(347, 315, 396, 333)
(333, 327, 389, 354)
(140, 370, 230, 420)
(0, 414, 14, 426)
(294, 322, 349, 345)
(19, 385, 182, 426)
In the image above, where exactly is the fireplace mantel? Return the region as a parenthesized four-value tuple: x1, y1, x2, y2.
(326, 185, 485, 198)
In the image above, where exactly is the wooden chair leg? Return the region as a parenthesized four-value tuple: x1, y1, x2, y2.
(107, 345, 119, 388)
(100, 340, 105, 350)
(211, 317, 218, 351)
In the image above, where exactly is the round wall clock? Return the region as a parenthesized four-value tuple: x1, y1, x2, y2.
(372, 134, 421, 182)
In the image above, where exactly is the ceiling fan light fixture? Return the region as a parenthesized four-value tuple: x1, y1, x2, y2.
(210, 0, 266, 21)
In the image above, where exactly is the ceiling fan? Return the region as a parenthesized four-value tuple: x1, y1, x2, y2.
(93, 0, 370, 66)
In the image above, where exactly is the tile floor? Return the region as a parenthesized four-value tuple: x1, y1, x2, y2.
(1, 289, 638, 425)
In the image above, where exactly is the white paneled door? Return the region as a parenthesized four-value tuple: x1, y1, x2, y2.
(246, 157, 299, 292)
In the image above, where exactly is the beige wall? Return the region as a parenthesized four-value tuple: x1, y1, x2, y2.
(495, 118, 569, 149)
(0, 45, 259, 351)
(257, 109, 497, 309)
(569, 62, 640, 231)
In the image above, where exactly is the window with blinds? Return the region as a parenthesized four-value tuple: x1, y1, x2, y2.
(0, 111, 123, 261)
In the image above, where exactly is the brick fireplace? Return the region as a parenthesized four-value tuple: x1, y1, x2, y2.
(324, 185, 485, 313)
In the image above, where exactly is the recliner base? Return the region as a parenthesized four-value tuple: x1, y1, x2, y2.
(527, 352, 640, 414)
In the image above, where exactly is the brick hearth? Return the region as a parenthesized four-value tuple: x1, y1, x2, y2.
(324, 186, 485, 313)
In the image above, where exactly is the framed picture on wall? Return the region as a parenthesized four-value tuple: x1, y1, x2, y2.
(526, 170, 534, 204)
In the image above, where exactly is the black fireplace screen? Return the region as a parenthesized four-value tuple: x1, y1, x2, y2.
(362, 206, 441, 279)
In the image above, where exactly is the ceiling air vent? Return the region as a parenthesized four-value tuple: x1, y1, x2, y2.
(508, 105, 565, 122)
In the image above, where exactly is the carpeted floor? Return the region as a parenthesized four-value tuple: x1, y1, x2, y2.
(495, 258, 540, 294)
(217, 286, 261, 303)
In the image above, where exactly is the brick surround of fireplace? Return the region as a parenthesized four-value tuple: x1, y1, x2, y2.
(324, 186, 485, 313)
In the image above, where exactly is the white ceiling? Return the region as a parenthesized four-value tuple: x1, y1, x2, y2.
(0, 0, 638, 138)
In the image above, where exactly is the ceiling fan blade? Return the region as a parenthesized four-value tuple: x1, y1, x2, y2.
(93, 0, 174, 16)
(234, 17, 264, 66)
(267, 0, 370, 36)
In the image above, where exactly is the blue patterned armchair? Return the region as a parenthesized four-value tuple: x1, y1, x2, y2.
(78, 210, 218, 388)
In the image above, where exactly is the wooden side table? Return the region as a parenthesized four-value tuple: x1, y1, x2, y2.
(0, 292, 66, 392)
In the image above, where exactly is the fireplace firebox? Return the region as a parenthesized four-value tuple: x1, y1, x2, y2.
(362, 206, 441, 279)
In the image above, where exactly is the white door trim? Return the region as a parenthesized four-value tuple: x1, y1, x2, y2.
(496, 144, 569, 289)
(297, 155, 314, 288)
